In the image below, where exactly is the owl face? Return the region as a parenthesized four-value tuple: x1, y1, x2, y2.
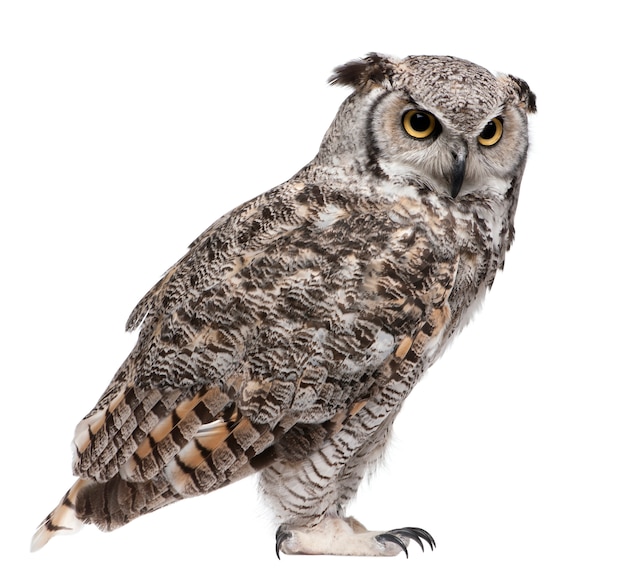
(327, 54, 536, 200)
(369, 87, 530, 198)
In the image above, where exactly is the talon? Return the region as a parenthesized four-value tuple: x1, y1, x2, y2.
(375, 532, 409, 558)
(275, 526, 292, 559)
(388, 527, 436, 552)
(391, 528, 424, 552)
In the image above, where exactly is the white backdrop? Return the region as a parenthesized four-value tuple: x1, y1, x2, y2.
(2, 2, 623, 574)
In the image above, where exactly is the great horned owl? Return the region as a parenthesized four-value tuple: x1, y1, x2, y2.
(32, 53, 536, 557)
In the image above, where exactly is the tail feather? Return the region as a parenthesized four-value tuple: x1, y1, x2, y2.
(31, 479, 89, 552)
(120, 388, 220, 482)
(32, 389, 285, 551)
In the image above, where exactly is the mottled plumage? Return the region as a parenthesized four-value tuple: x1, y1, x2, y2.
(32, 53, 536, 556)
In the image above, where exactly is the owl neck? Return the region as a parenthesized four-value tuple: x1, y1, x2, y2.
(297, 88, 521, 275)
(309, 90, 384, 181)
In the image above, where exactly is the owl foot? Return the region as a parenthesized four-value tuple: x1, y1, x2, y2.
(275, 516, 435, 558)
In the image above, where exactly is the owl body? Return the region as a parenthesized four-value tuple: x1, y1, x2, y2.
(32, 54, 535, 556)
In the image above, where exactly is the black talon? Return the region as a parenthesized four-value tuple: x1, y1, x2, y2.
(275, 526, 291, 559)
(387, 527, 436, 552)
(390, 528, 424, 552)
(375, 532, 409, 558)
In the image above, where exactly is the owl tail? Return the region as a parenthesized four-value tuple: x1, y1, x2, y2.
(32, 474, 184, 551)
(31, 478, 88, 552)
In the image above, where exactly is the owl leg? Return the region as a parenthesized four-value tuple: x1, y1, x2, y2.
(275, 517, 435, 557)
(273, 429, 436, 556)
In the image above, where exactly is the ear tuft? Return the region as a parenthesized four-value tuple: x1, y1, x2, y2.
(506, 75, 537, 113)
(328, 53, 394, 89)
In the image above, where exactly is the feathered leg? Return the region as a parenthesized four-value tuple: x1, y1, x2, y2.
(266, 411, 435, 557)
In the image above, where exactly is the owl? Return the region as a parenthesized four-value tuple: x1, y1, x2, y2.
(31, 53, 536, 557)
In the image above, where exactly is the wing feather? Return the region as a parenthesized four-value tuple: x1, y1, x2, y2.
(67, 181, 459, 527)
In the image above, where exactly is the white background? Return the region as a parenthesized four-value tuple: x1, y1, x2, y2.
(2, 1, 624, 574)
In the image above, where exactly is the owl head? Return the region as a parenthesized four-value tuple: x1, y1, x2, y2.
(320, 53, 536, 201)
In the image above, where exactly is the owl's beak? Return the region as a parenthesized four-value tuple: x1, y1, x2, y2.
(449, 145, 467, 198)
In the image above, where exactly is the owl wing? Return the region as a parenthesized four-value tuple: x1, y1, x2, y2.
(71, 182, 458, 504)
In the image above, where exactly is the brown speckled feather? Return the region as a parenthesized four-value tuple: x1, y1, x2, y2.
(73, 183, 459, 492)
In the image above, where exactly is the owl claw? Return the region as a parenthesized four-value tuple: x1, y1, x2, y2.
(275, 526, 292, 559)
(274, 519, 434, 557)
(375, 532, 409, 557)
(379, 527, 436, 554)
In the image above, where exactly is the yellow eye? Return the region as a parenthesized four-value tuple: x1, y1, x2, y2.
(478, 117, 503, 146)
(402, 109, 438, 139)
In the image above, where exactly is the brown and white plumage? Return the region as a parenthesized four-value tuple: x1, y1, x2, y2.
(32, 53, 536, 556)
